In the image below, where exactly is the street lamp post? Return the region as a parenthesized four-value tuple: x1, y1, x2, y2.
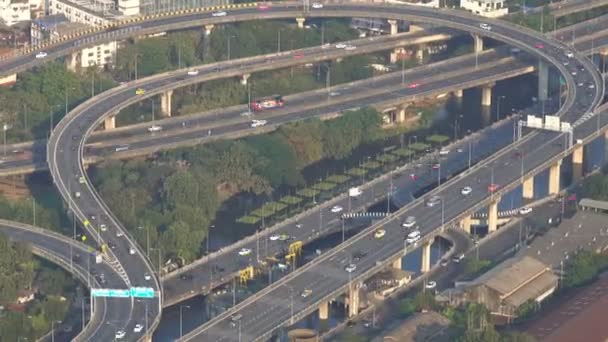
(179, 305, 190, 338)
(51, 320, 62, 342)
(137, 226, 150, 257)
(408, 135, 417, 164)
(150, 247, 162, 275)
(496, 95, 506, 122)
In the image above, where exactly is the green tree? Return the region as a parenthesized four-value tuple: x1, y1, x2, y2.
(0, 234, 35, 303)
(245, 134, 302, 187)
(563, 250, 608, 288)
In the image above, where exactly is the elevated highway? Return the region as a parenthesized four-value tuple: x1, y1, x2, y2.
(549, 0, 608, 18)
(1, 27, 607, 178)
(28, 2, 604, 340)
(174, 4, 603, 341)
(0, 220, 131, 341)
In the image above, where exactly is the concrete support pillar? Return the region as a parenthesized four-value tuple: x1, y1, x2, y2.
(396, 104, 408, 123)
(481, 83, 494, 107)
(415, 46, 424, 62)
(409, 24, 423, 32)
(420, 238, 433, 273)
(319, 301, 329, 320)
(296, 17, 305, 29)
(241, 73, 250, 85)
(460, 215, 472, 234)
(472, 34, 483, 52)
(160, 90, 173, 117)
(104, 115, 116, 130)
(572, 144, 584, 182)
(65, 52, 78, 72)
(488, 197, 500, 233)
(453, 89, 463, 98)
(390, 47, 404, 64)
(392, 257, 402, 270)
(347, 283, 360, 318)
(549, 160, 562, 195)
(204, 24, 214, 36)
(387, 19, 398, 35)
(522, 175, 534, 200)
(538, 61, 549, 102)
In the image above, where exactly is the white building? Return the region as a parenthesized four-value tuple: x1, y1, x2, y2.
(0, 0, 31, 26)
(31, 13, 117, 69)
(461, 0, 508, 18)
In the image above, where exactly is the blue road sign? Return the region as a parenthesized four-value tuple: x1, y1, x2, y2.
(130, 287, 155, 298)
(91, 288, 130, 298)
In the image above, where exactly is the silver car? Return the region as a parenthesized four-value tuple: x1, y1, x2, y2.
(425, 195, 441, 207)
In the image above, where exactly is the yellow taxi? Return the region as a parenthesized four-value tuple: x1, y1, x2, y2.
(374, 229, 386, 239)
(135, 88, 145, 95)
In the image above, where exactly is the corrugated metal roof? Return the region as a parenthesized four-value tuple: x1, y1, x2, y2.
(476, 256, 549, 295)
(579, 198, 608, 211)
(504, 271, 558, 307)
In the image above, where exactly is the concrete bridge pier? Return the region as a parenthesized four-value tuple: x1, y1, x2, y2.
(65, 51, 79, 72)
(549, 159, 562, 195)
(241, 73, 250, 85)
(396, 103, 408, 123)
(296, 17, 305, 29)
(420, 237, 434, 273)
(318, 301, 329, 320)
(481, 82, 494, 107)
(453, 89, 464, 98)
(160, 90, 173, 117)
(538, 61, 549, 102)
(415, 45, 425, 62)
(409, 24, 423, 32)
(392, 257, 402, 270)
(522, 175, 534, 200)
(387, 19, 398, 35)
(460, 215, 472, 234)
(472, 33, 483, 52)
(390, 47, 404, 64)
(204, 24, 214, 36)
(104, 115, 116, 130)
(572, 143, 584, 182)
(488, 196, 501, 233)
(347, 283, 360, 318)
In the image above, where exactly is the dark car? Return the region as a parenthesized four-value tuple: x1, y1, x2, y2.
(179, 274, 193, 281)
(353, 251, 367, 261)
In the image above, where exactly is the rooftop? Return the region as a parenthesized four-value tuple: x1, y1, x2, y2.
(475, 256, 549, 296)
(504, 271, 558, 307)
(33, 14, 68, 29)
(579, 198, 608, 211)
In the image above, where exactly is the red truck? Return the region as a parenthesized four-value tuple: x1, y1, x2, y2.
(250, 95, 284, 112)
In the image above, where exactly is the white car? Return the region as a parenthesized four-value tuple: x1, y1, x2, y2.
(335, 43, 347, 49)
(439, 148, 450, 155)
(129, 247, 136, 255)
(148, 125, 162, 132)
(519, 207, 533, 215)
(35, 51, 48, 59)
(301, 289, 312, 297)
(251, 119, 267, 128)
(406, 230, 421, 244)
(212, 11, 227, 17)
(133, 324, 144, 333)
(269, 234, 280, 241)
(312, 2, 323, 8)
(115, 330, 126, 339)
(374, 229, 386, 239)
(479, 23, 492, 31)
(78, 176, 86, 184)
(74, 191, 81, 198)
(461, 186, 472, 196)
(402, 216, 416, 228)
(330, 205, 343, 213)
(187, 70, 199, 76)
(238, 248, 252, 256)
(345, 263, 357, 273)
(344, 45, 356, 51)
(144, 273, 151, 281)
(116, 231, 123, 237)
(100, 224, 107, 232)
(425, 281, 437, 289)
